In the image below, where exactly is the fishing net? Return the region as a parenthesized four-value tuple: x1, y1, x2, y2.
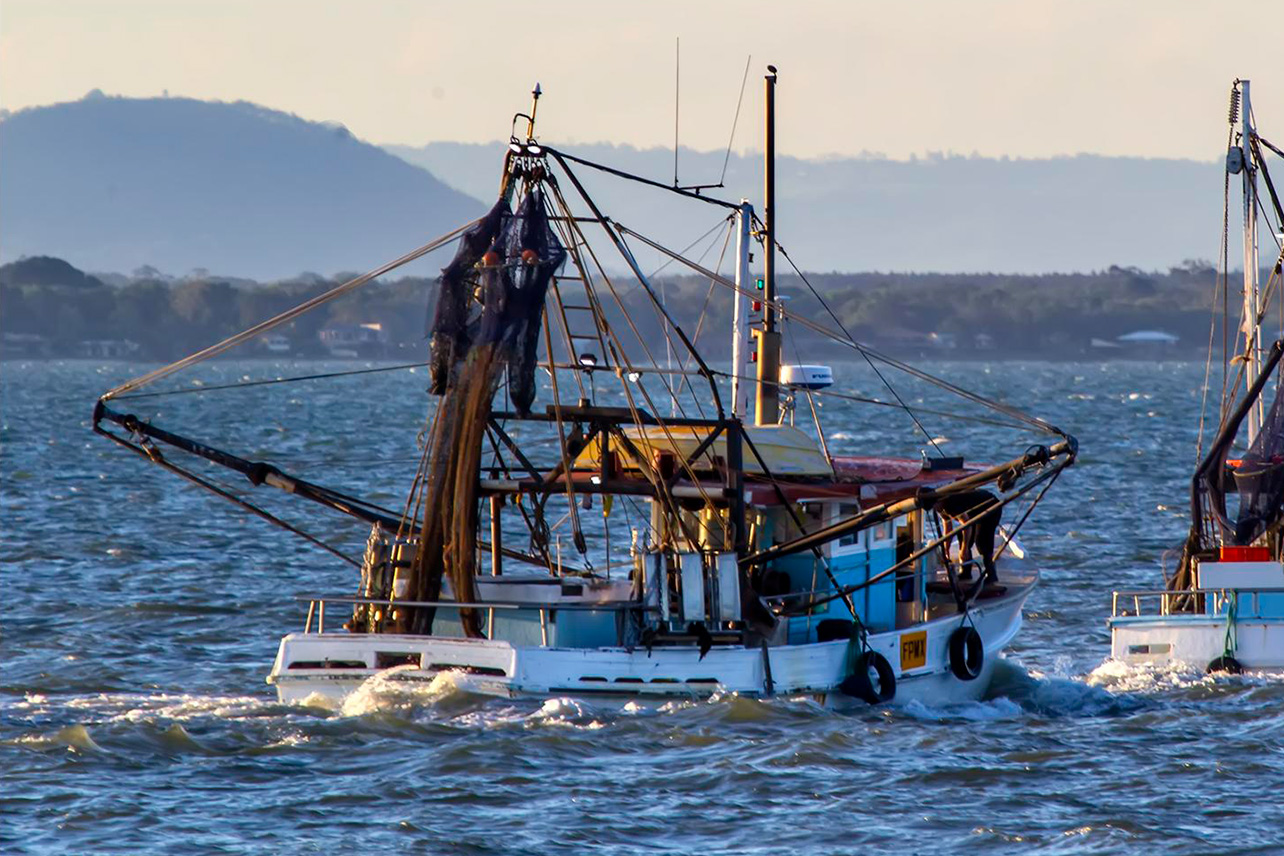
(406, 187, 565, 636)
(1233, 383, 1284, 544)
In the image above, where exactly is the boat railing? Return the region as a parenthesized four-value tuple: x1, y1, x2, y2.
(1111, 587, 1284, 619)
(297, 595, 655, 635)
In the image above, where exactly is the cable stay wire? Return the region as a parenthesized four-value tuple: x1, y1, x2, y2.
(101, 219, 477, 400)
(1196, 120, 1235, 464)
(770, 232, 946, 457)
(114, 361, 431, 400)
(719, 55, 753, 187)
(704, 368, 1029, 430)
(612, 221, 1068, 439)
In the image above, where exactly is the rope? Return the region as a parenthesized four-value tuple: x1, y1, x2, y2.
(1197, 139, 1234, 464)
(1222, 590, 1238, 658)
(114, 361, 429, 400)
(544, 178, 717, 542)
(101, 219, 478, 400)
(781, 307, 833, 466)
(771, 235, 946, 458)
(616, 223, 1068, 439)
(774, 457, 1070, 610)
(98, 427, 360, 567)
(707, 369, 1028, 430)
(719, 54, 753, 186)
(670, 219, 736, 420)
(642, 216, 731, 285)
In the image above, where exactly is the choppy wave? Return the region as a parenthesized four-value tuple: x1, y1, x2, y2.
(9, 359, 1284, 854)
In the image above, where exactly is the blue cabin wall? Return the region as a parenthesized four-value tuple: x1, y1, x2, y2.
(777, 519, 900, 644)
(429, 607, 618, 648)
(1207, 591, 1284, 619)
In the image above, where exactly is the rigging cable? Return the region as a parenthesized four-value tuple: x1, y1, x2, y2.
(102, 219, 477, 400)
(545, 147, 741, 212)
(669, 218, 736, 419)
(781, 305, 833, 467)
(98, 427, 360, 568)
(1197, 116, 1236, 464)
(644, 216, 735, 283)
(613, 221, 1068, 438)
(772, 235, 947, 458)
(708, 370, 1028, 430)
(544, 177, 718, 540)
(113, 361, 430, 400)
(718, 54, 753, 186)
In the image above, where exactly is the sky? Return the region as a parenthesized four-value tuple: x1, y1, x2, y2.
(2, 0, 1283, 161)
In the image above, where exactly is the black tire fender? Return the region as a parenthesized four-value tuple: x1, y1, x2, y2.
(948, 626, 984, 681)
(839, 650, 896, 705)
(1207, 655, 1244, 675)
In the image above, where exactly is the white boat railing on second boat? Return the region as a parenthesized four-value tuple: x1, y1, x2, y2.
(1111, 587, 1284, 619)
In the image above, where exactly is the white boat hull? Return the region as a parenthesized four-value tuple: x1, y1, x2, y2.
(1109, 613, 1284, 672)
(268, 584, 1030, 708)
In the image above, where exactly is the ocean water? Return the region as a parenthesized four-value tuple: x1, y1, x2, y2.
(4, 358, 1283, 855)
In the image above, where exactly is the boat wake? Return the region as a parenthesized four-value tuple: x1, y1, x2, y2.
(1085, 656, 1284, 694)
(894, 658, 1145, 722)
(331, 667, 492, 719)
(4, 689, 275, 726)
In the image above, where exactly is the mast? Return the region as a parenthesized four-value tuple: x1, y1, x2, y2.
(1241, 79, 1263, 444)
(754, 64, 781, 426)
(731, 200, 753, 417)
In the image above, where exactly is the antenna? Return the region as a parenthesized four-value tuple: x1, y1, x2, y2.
(528, 82, 542, 138)
(673, 37, 680, 187)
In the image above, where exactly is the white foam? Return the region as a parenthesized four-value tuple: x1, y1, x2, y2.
(523, 697, 605, 730)
(531, 696, 583, 720)
(298, 691, 339, 712)
(1084, 657, 1211, 693)
(901, 697, 1025, 722)
(337, 666, 460, 717)
(265, 731, 311, 748)
(11, 691, 271, 724)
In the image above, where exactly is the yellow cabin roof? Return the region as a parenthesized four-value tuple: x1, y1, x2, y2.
(574, 423, 832, 477)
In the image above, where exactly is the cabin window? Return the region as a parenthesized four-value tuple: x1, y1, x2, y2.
(836, 503, 866, 550)
(871, 520, 894, 545)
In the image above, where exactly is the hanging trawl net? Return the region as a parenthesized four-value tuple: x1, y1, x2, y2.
(1233, 383, 1284, 544)
(405, 188, 565, 636)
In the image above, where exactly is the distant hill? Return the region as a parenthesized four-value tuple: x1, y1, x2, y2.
(387, 141, 1227, 274)
(0, 93, 484, 280)
(0, 255, 104, 289)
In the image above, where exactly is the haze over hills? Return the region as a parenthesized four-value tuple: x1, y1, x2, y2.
(388, 142, 1227, 274)
(0, 92, 1232, 279)
(0, 94, 483, 280)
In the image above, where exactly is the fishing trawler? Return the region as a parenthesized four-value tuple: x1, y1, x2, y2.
(93, 70, 1076, 707)
(1110, 80, 1284, 674)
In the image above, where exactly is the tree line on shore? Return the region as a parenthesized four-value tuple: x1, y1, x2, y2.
(0, 254, 1244, 361)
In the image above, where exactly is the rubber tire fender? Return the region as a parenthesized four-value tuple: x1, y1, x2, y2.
(948, 626, 984, 681)
(839, 650, 896, 705)
(1206, 655, 1244, 675)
